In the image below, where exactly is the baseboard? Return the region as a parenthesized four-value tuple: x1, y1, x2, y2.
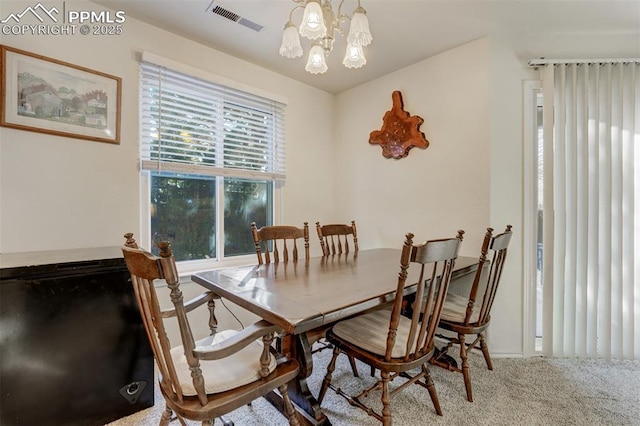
(490, 352, 526, 359)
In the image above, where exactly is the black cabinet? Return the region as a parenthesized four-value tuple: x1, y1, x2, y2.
(0, 247, 154, 426)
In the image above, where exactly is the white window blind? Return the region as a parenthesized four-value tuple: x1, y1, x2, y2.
(139, 61, 286, 181)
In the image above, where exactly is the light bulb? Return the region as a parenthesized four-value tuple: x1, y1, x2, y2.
(299, 0, 326, 39)
(305, 43, 328, 74)
(343, 42, 366, 68)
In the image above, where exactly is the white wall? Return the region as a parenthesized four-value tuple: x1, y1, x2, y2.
(0, 0, 335, 254)
(335, 38, 491, 254)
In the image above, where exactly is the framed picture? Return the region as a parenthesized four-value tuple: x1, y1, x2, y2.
(0, 45, 121, 144)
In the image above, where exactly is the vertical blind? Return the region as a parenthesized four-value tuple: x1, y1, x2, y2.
(536, 60, 639, 359)
(139, 61, 286, 180)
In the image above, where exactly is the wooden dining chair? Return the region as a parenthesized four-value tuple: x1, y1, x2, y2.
(251, 222, 309, 265)
(430, 225, 513, 402)
(121, 233, 300, 426)
(313, 220, 361, 377)
(318, 230, 464, 425)
(316, 221, 358, 256)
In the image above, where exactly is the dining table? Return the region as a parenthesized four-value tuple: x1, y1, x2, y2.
(192, 248, 479, 425)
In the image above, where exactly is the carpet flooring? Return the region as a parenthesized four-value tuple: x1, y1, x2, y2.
(108, 348, 640, 425)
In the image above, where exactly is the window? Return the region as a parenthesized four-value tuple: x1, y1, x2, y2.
(139, 59, 285, 265)
(523, 80, 543, 356)
(535, 90, 544, 351)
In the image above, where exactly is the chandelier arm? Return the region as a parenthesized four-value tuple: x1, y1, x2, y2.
(336, 0, 362, 17)
(288, 4, 305, 22)
(337, 0, 351, 22)
(334, 0, 351, 36)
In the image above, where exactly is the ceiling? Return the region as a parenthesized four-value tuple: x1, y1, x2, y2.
(92, 0, 640, 94)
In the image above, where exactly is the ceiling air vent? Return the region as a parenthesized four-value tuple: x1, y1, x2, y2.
(207, 1, 264, 32)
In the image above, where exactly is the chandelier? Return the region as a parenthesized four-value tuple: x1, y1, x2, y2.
(278, 0, 373, 74)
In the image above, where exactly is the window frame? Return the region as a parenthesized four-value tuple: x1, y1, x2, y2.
(138, 53, 285, 273)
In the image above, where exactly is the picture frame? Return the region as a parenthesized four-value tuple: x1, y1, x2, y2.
(0, 45, 121, 144)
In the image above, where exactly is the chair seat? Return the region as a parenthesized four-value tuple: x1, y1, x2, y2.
(332, 309, 416, 358)
(170, 329, 277, 396)
(440, 292, 480, 324)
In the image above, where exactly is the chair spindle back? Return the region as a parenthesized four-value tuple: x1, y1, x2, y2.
(387, 230, 464, 361)
(122, 234, 214, 405)
(316, 221, 358, 256)
(251, 222, 310, 264)
(463, 225, 512, 327)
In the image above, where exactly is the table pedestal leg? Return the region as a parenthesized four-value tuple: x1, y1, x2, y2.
(266, 333, 330, 425)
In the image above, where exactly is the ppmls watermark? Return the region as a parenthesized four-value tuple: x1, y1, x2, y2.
(1, 2, 126, 36)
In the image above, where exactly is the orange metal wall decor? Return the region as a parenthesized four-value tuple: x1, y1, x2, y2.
(369, 91, 429, 159)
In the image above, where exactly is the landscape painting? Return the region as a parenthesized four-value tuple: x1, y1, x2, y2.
(0, 45, 121, 144)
